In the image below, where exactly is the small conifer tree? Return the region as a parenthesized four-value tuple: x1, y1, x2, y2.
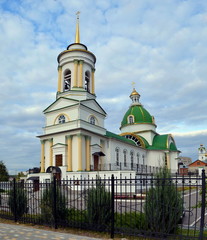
(40, 183, 67, 225)
(86, 179, 111, 231)
(8, 183, 27, 220)
(144, 167, 183, 234)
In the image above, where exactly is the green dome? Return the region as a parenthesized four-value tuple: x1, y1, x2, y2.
(121, 105, 154, 127)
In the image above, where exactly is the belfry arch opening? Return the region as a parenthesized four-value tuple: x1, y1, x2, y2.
(64, 69, 71, 91)
(85, 71, 90, 92)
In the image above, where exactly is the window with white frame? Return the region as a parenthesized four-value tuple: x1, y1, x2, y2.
(89, 116, 95, 125)
(130, 151, 134, 169)
(128, 115, 134, 124)
(58, 115, 65, 124)
(142, 154, 145, 166)
(137, 153, 140, 165)
(115, 148, 119, 166)
(123, 149, 127, 167)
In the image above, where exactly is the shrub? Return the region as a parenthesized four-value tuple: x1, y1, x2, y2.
(40, 183, 67, 226)
(67, 208, 86, 227)
(144, 167, 183, 234)
(115, 212, 146, 229)
(86, 180, 111, 231)
(8, 184, 28, 220)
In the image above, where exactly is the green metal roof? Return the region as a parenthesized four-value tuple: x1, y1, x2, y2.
(105, 131, 136, 146)
(106, 131, 178, 151)
(147, 134, 178, 151)
(121, 105, 154, 127)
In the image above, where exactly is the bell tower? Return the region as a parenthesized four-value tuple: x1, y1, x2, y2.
(56, 12, 96, 101)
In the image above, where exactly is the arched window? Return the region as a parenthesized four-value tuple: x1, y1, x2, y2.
(124, 134, 142, 147)
(89, 116, 95, 125)
(58, 115, 65, 124)
(115, 148, 119, 166)
(130, 151, 134, 169)
(64, 69, 71, 91)
(164, 153, 167, 166)
(85, 71, 90, 92)
(123, 149, 127, 167)
(142, 154, 145, 166)
(137, 153, 140, 164)
(128, 115, 134, 124)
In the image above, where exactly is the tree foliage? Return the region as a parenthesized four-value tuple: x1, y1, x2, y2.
(144, 167, 183, 234)
(16, 171, 26, 181)
(0, 161, 9, 181)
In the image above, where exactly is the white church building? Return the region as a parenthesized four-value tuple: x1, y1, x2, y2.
(27, 16, 180, 182)
(198, 144, 207, 162)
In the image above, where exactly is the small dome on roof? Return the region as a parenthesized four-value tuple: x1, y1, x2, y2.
(121, 105, 155, 127)
(130, 88, 140, 97)
(121, 88, 155, 128)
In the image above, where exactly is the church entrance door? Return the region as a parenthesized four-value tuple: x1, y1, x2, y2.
(94, 155, 99, 171)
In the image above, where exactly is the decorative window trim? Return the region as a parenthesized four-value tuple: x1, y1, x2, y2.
(137, 153, 140, 164)
(89, 116, 95, 125)
(128, 115, 134, 124)
(115, 147, 119, 166)
(123, 149, 127, 167)
(54, 113, 70, 124)
(130, 150, 134, 168)
(88, 115, 98, 125)
(58, 115, 65, 124)
(142, 154, 145, 165)
(123, 134, 142, 147)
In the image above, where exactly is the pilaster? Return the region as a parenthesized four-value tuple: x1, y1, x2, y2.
(79, 60, 84, 88)
(66, 136, 73, 171)
(49, 138, 53, 167)
(40, 140, 45, 173)
(77, 134, 83, 171)
(85, 136, 91, 171)
(57, 66, 62, 92)
(73, 60, 79, 87)
(91, 68, 95, 94)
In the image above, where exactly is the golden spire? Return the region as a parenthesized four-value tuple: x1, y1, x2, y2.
(75, 11, 80, 43)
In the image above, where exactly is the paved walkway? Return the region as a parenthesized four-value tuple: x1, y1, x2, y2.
(0, 223, 105, 240)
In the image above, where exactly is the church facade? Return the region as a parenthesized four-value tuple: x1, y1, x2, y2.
(28, 17, 180, 182)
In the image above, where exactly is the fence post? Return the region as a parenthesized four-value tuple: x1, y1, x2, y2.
(13, 178, 17, 222)
(111, 174, 114, 239)
(53, 176, 57, 229)
(199, 169, 206, 240)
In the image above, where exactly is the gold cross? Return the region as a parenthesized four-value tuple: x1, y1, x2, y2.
(132, 81, 135, 88)
(76, 11, 80, 19)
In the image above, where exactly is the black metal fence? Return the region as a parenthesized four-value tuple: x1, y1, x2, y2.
(0, 170, 206, 239)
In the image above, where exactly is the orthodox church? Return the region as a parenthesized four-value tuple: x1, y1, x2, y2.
(198, 144, 207, 162)
(28, 16, 180, 182)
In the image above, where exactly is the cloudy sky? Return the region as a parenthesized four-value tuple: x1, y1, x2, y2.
(1, 0, 207, 174)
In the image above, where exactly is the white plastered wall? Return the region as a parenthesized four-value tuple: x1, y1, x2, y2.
(106, 138, 147, 169)
(121, 124, 156, 145)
